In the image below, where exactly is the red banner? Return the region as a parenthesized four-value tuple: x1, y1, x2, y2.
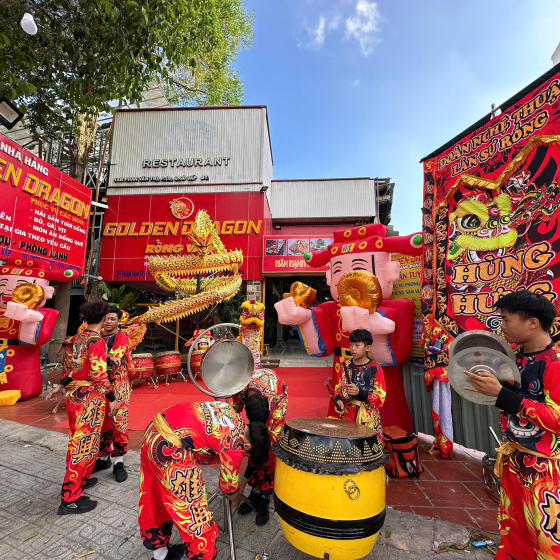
(99, 192, 270, 281)
(262, 235, 332, 274)
(422, 71, 560, 383)
(0, 134, 91, 274)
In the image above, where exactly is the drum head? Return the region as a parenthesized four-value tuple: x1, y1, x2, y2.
(448, 347, 521, 405)
(200, 340, 254, 396)
(449, 330, 515, 362)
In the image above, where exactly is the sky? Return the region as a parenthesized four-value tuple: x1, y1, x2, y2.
(236, 0, 560, 235)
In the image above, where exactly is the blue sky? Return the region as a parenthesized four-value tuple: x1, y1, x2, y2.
(237, 0, 560, 234)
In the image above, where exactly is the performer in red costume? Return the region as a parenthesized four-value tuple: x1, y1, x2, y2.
(275, 223, 422, 431)
(138, 402, 270, 560)
(231, 368, 288, 526)
(0, 255, 76, 400)
(93, 306, 133, 483)
(47, 299, 119, 515)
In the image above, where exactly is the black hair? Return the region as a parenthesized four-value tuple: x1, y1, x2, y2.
(245, 393, 270, 424)
(247, 422, 271, 466)
(349, 328, 373, 346)
(494, 290, 557, 332)
(80, 299, 110, 324)
(108, 305, 123, 320)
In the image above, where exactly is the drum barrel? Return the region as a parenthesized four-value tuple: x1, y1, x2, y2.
(273, 418, 388, 560)
(154, 351, 182, 375)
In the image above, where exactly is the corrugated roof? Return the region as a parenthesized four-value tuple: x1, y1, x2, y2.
(269, 178, 377, 221)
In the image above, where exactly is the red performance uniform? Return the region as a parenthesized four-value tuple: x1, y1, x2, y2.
(231, 369, 288, 495)
(495, 344, 560, 560)
(139, 402, 245, 560)
(99, 330, 132, 458)
(59, 330, 114, 504)
(334, 358, 386, 438)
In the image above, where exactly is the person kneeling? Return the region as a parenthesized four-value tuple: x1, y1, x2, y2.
(138, 402, 270, 560)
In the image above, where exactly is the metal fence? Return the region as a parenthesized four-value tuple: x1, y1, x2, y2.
(401, 364, 500, 457)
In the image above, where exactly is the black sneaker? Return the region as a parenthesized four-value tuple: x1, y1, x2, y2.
(256, 496, 270, 526)
(113, 462, 128, 483)
(83, 477, 98, 489)
(238, 490, 260, 515)
(92, 457, 112, 473)
(57, 495, 98, 515)
(151, 543, 185, 560)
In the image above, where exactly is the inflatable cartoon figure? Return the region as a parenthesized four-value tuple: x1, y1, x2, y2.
(237, 299, 265, 370)
(275, 223, 422, 431)
(0, 256, 76, 400)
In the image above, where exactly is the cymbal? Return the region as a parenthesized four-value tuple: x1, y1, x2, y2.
(449, 330, 515, 362)
(200, 340, 254, 397)
(448, 347, 520, 406)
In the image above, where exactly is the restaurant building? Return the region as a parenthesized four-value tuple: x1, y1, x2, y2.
(98, 106, 394, 346)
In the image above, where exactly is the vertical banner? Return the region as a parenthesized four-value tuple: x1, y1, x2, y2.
(421, 71, 560, 456)
(390, 253, 423, 366)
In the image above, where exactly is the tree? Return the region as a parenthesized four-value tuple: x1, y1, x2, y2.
(0, 0, 254, 179)
(0, 0, 253, 356)
(99, 283, 141, 314)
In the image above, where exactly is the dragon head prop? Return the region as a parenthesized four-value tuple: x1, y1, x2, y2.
(239, 299, 265, 327)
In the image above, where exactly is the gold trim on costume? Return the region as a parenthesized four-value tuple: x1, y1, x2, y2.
(494, 440, 559, 477)
(153, 413, 184, 448)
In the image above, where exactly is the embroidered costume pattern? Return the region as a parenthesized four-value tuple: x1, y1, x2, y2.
(231, 369, 288, 494)
(60, 330, 113, 504)
(334, 358, 386, 437)
(138, 402, 245, 560)
(496, 345, 560, 559)
(99, 330, 132, 458)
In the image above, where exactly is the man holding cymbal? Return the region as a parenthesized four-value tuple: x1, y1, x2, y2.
(464, 290, 560, 560)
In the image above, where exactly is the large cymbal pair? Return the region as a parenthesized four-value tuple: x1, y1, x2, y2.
(447, 331, 520, 406)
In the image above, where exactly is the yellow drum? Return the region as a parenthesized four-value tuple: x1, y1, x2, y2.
(273, 418, 388, 560)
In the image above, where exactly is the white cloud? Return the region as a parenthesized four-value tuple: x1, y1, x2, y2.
(345, 0, 380, 56)
(303, 14, 340, 50)
(352, 79, 360, 87)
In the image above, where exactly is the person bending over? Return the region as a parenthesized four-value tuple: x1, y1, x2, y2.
(138, 401, 270, 560)
(231, 369, 288, 526)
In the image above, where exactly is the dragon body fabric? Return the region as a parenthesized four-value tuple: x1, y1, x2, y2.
(132, 210, 243, 325)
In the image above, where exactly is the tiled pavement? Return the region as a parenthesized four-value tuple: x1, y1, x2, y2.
(0, 419, 493, 560)
(387, 435, 498, 532)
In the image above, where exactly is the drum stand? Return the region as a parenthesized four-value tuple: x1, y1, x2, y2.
(155, 367, 188, 386)
(207, 491, 256, 560)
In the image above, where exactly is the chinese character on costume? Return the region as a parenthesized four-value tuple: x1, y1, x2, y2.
(92, 306, 133, 482)
(48, 300, 118, 515)
(231, 368, 289, 525)
(138, 401, 270, 560)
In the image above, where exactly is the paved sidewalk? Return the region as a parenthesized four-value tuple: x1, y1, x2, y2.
(0, 419, 494, 560)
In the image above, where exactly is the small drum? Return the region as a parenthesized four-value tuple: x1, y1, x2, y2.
(273, 418, 388, 560)
(154, 351, 182, 375)
(131, 353, 154, 380)
(185, 330, 215, 376)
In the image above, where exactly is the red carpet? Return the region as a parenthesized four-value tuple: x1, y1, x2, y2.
(54, 367, 331, 432)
